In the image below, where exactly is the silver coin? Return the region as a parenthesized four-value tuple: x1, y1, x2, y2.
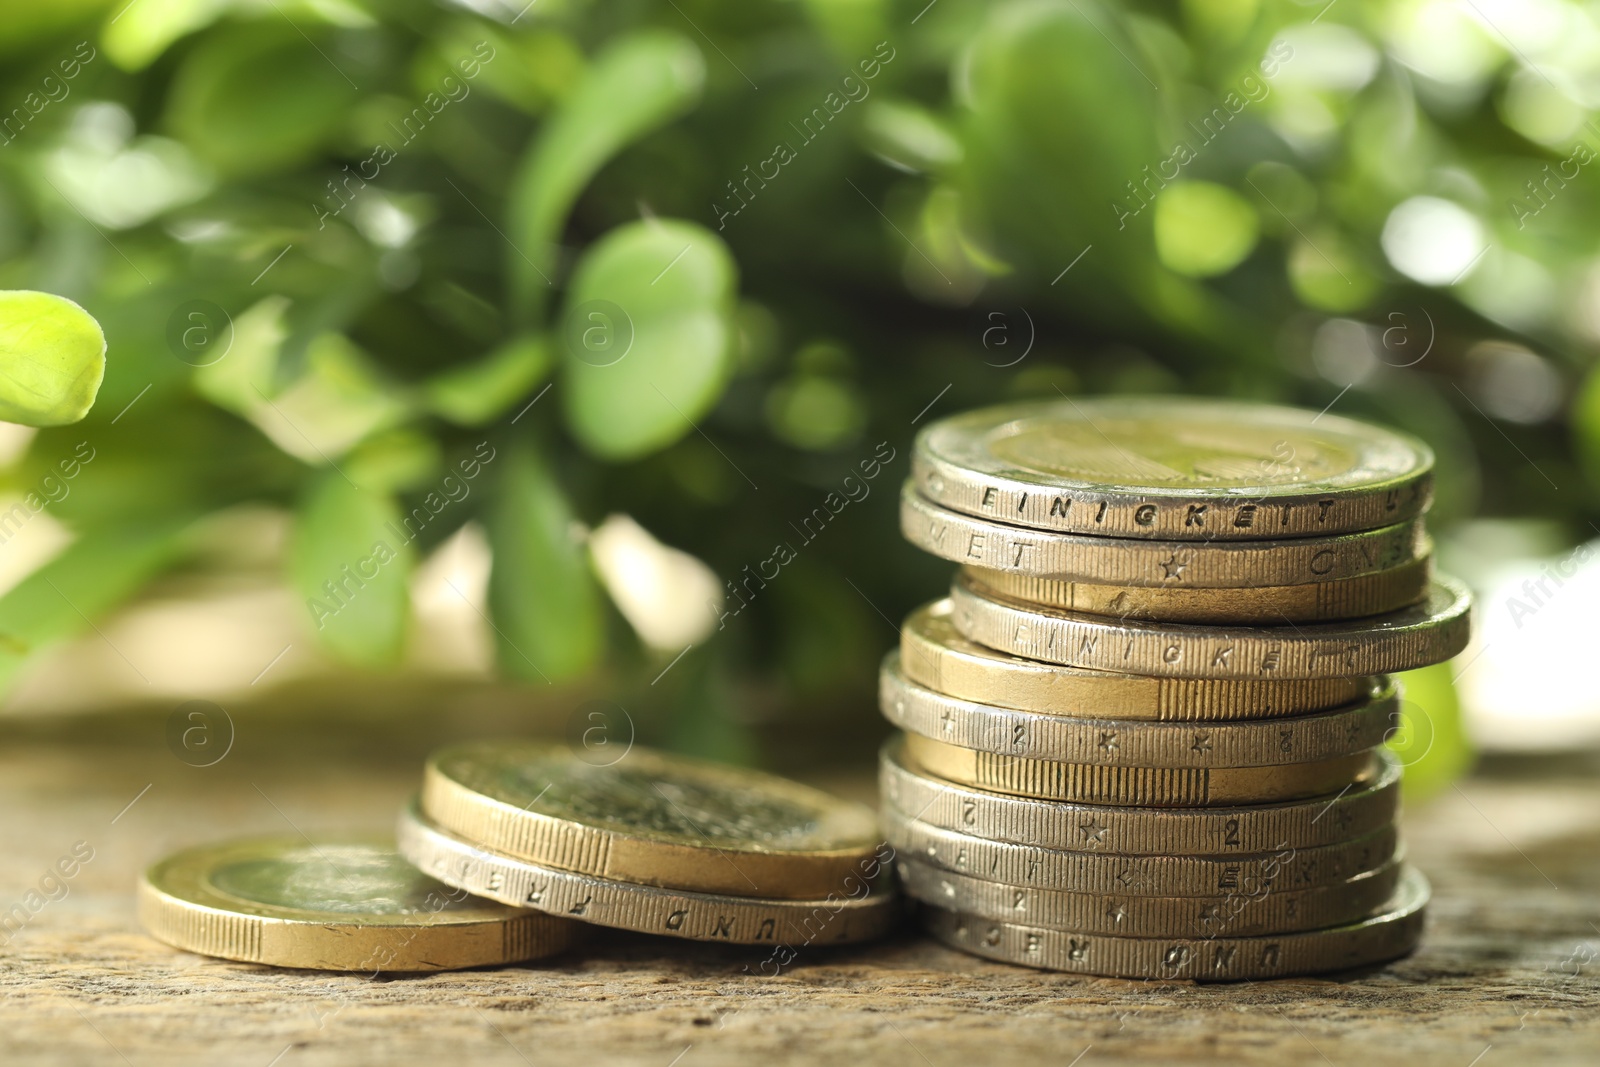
(881, 654, 1397, 767)
(896, 854, 1403, 938)
(902, 485, 1427, 587)
(396, 802, 901, 946)
(949, 571, 1472, 680)
(881, 807, 1396, 896)
(918, 866, 1429, 979)
(912, 397, 1432, 540)
(880, 736, 1401, 855)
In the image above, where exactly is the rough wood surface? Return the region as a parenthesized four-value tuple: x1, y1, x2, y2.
(1, 702, 1596, 1066)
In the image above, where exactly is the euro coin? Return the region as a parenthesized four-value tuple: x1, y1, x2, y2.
(421, 741, 882, 900)
(901, 600, 1373, 719)
(918, 865, 1429, 979)
(896, 854, 1403, 938)
(881, 736, 1402, 855)
(903, 485, 1427, 586)
(913, 397, 1432, 540)
(949, 571, 1472, 680)
(138, 836, 580, 972)
(882, 808, 1396, 895)
(963, 556, 1431, 624)
(882, 655, 1397, 767)
(902, 733, 1378, 806)
(397, 802, 900, 946)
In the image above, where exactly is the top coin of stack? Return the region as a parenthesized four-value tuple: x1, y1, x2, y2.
(882, 396, 1471, 981)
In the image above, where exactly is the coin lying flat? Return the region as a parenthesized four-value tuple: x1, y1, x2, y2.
(897, 855, 1403, 938)
(949, 572, 1472, 680)
(882, 808, 1396, 895)
(397, 802, 900, 946)
(903, 486, 1427, 587)
(881, 736, 1402, 855)
(918, 865, 1429, 980)
(902, 600, 1373, 720)
(902, 733, 1376, 807)
(882, 655, 1395, 768)
(964, 556, 1432, 624)
(420, 741, 882, 900)
(138, 836, 580, 972)
(913, 397, 1433, 540)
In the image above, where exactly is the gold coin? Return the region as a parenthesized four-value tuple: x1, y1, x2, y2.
(914, 396, 1432, 540)
(138, 836, 580, 972)
(902, 600, 1373, 720)
(903, 733, 1377, 806)
(897, 855, 1403, 938)
(398, 802, 900, 946)
(421, 741, 882, 900)
(918, 866, 1429, 979)
(882, 655, 1396, 767)
(882, 808, 1397, 895)
(903, 485, 1427, 587)
(964, 555, 1432, 624)
(881, 735, 1403, 855)
(949, 572, 1472, 680)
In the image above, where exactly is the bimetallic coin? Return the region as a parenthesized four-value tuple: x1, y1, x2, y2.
(902, 733, 1377, 807)
(881, 736, 1402, 855)
(897, 855, 1403, 938)
(913, 397, 1433, 540)
(397, 803, 900, 946)
(950, 572, 1472, 680)
(902, 600, 1373, 720)
(138, 836, 580, 972)
(964, 556, 1432, 624)
(882, 809, 1397, 896)
(903, 486, 1427, 587)
(421, 741, 881, 900)
(918, 866, 1429, 980)
(882, 655, 1396, 768)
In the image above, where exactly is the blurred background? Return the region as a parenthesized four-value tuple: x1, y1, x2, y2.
(1, 0, 1598, 792)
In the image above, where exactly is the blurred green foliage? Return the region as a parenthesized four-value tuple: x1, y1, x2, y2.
(0, 0, 1594, 767)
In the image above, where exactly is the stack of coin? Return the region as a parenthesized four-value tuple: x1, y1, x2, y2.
(883, 397, 1472, 980)
(394, 741, 899, 949)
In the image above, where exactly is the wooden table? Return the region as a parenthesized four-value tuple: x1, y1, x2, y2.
(2, 694, 1596, 1066)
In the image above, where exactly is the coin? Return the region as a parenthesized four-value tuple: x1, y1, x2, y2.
(949, 572, 1472, 680)
(964, 556, 1432, 624)
(902, 600, 1373, 720)
(902, 733, 1376, 806)
(137, 836, 580, 972)
(420, 741, 882, 900)
(881, 808, 1396, 895)
(882, 655, 1396, 767)
(918, 866, 1429, 979)
(903, 486, 1427, 587)
(896, 855, 1403, 938)
(913, 397, 1433, 540)
(397, 802, 900, 946)
(881, 736, 1402, 855)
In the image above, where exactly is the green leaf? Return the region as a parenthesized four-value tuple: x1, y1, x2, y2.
(168, 25, 354, 175)
(1389, 663, 1474, 801)
(424, 334, 553, 427)
(485, 443, 603, 682)
(507, 31, 705, 321)
(1153, 181, 1259, 278)
(289, 473, 413, 667)
(0, 518, 191, 696)
(0, 290, 107, 427)
(560, 219, 737, 460)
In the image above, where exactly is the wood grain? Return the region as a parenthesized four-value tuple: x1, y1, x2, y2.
(0, 701, 1595, 1066)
